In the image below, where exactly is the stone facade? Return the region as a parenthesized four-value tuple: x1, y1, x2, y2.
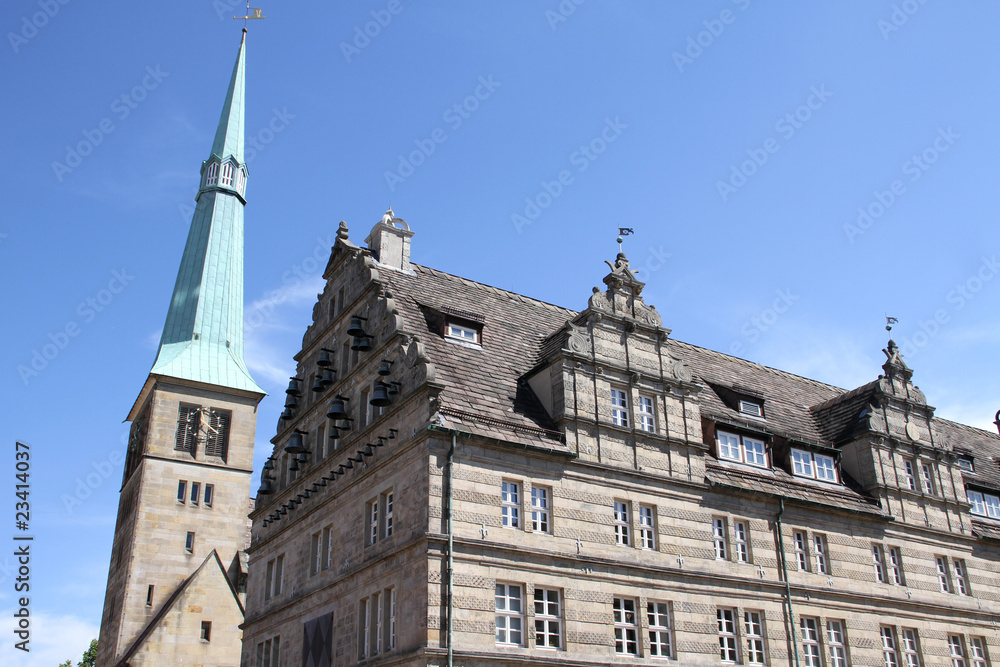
(243, 212, 1000, 667)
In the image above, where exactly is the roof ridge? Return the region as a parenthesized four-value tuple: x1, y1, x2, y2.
(412, 263, 577, 316)
(933, 415, 1000, 441)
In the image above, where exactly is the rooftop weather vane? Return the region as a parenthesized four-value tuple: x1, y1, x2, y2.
(617, 227, 634, 253)
(885, 316, 898, 333)
(234, 2, 266, 30)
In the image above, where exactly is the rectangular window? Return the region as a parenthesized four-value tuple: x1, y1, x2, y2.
(970, 637, 988, 667)
(734, 520, 750, 563)
(191, 482, 201, 506)
(902, 628, 922, 667)
(873, 545, 887, 583)
(611, 388, 629, 427)
(954, 559, 969, 595)
(367, 497, 379, 546)
(264, 554, 284, 598)
(614, 501, 631, 546)
(814, 534, 829, 574)
(959, 458, 974, 472)
(264, 559, 274, 600)
(146, 584, 154, 607)
(950, 635, 968, 667)
(745, 611, 766, 665)
(740, 400, 763, 417)
(717, 430, 767, 467)
(827, 620, 848, 667)
(386, 588, 396, 651)
(639, 505, 656, 550)
(446, 322, 479, 342)
(204, 409, 230, 459)
(384, 491, 393, 538)
(648, 601, 672, 658)
(358, 598, 369, 659)
(888, 547, 904, 585)
(533, 588, 561, 649)
(792, 449, 839, 482)
(794, 531, 809, 571)
(968, 490, 986, 516)
(373, 590, 383, 656)
(937, 556, 952, 593)
(360, 389, 370, 427)
(531, 486, 551, 533)
(743, 436, 767, 466)
(985, 494, 1000, 519)
(718, 431, 742, 461)
(200, 620, 212, 642)
(921, 463, 936, 495)
(718, 608, 738, 662)
(792, 449, 814, 477)
(177, 480, 186, 503)
(175, 405, 199, 453)
(613, 598, 638, 655)
(638, 395, 656, 432)
(321, 525, 332, 572)
(501, 481, 520, 528)
(185, 531, 195, 553)
(904, 460, 918, 491)
(882, 626, 900, 667)
(204, 484, 213, 507)
(310, 531, 321, 576)
(316, 423, 326, 460)
(340, 340, 351, 376)
(801, 617, 821, 667)
(495, 583, 523, 646)
(713, 517, 728, 560)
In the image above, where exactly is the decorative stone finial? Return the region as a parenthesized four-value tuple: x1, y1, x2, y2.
(337, 220, 350, 241)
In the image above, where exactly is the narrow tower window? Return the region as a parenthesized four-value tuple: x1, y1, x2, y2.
(175, 405, 200, 454)
(205, 161, 218, 186)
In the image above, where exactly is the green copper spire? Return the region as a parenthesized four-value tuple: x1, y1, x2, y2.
(150, 32, 263, 395)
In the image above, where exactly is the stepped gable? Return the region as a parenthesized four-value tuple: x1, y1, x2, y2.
(379, 263, 575, 448)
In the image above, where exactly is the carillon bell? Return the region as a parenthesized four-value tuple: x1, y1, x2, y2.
(387, 381, 400, 396)
(347, 315, 368, 337)
(288, 457, 300, 472)
(378, 359, 393, 376)
(370, 382, 391, 407)
(351, 335, 373, 352)
(285, 377, 302, 397)
(312, 375, 325, 392)
(280, 408, 293, 420)
(327, 395, 350, 420)
(257, 477, 273, 495)
(320, 368, 336, 387)
(285, 430, 308, 454)
(285, 394, 298, 409)
(317, 348, 333, 367)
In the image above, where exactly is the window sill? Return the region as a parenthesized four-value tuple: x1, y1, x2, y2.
(444, 337, 482, 350)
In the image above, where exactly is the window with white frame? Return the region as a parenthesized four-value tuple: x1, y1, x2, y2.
(920, 463, 936, 495)
(970, 637, 988, 667)
(967, 489, 1000, 519)
(903, 460, 918, 491)
(445, 322, 479, 343)
(813, 533, 829, 574)
(204, 484, 213, 507)
(358, 590, 387, 658)
(887, 546, 904, 585)
(611, 388, 629, 427)
(185, 531, 195, 553)
(495, 584, 523, 646)
(950, 635, 968, 667)
(533, 588, 561, 649)
(384, 491, 393, 538)
(744, 611, 766, 665)
(255, 635, 280, 667)
(613, 598, 638, 655)
(791, 448, 838, 482)
(205, 161, 218, 186)
(177, 480, 186, 504)
(367, 490, 394, 546)
(501, 481, 520, 528)
(190, 482, 200, 506)
(712, 517, 728, 560)
(882, 626, 900, 667)
(717, 608, 738, 663)
(936, 556, 952, 593)
(310, 530, 322, 576)
(531, 486, 551, 534)
(264, 554, 284, 600)
(717, 430, 767, 467)
(901, 628, 922, 667)
(873, 545, 888, 583)
(637, 395, 655, 432)
(739, 399, 763, 418)
(826, 620, 848, 667)
(221, 162, 234, 187)
(647, 601, 672, 658)
(387, 587, 397, 651)
(959, 458, 974, 472)
(614, 501, 630, 546)
(801, 617, 822, 667)
(734, 520, 750, 563)
(954, 558, 970, 595)
(794, 531, 809, 571)
(639, 505, 656, 550)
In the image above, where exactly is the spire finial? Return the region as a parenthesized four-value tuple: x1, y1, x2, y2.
(234, 2, 266, 31)
(617, 227, 634, 254)
(885, 316, 898, 334)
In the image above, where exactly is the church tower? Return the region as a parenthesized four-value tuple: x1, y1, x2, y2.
(96, 30, 264, 667)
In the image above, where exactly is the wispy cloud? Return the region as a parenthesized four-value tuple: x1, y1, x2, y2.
(0, 610, 98, 667)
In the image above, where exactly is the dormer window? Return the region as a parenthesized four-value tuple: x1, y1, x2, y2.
(791, 448, 838, 483)
(967, 490, 1000, 519)
(445, 322, 479, 344)
(958, 458, 974, 473)
(739, 400, 763, 418)
(221, 162, 234, 187)
(716, 430, 767, 468)
(205, 161, 218, 186)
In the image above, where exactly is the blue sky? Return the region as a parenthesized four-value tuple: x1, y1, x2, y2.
(2, 1, 999, 663)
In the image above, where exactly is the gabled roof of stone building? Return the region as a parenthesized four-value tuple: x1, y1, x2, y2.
(377, 258, 1000, 486)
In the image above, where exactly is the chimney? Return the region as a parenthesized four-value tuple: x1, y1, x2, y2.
(366, 207, 414, 272)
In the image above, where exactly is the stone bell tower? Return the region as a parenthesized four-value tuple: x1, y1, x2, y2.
(96, 30, 264, 667)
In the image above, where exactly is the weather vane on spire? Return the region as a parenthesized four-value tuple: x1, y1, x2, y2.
(233, 2, 265, 30)
(617, 227, 634, 254)
(885, 316, 898, 333)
